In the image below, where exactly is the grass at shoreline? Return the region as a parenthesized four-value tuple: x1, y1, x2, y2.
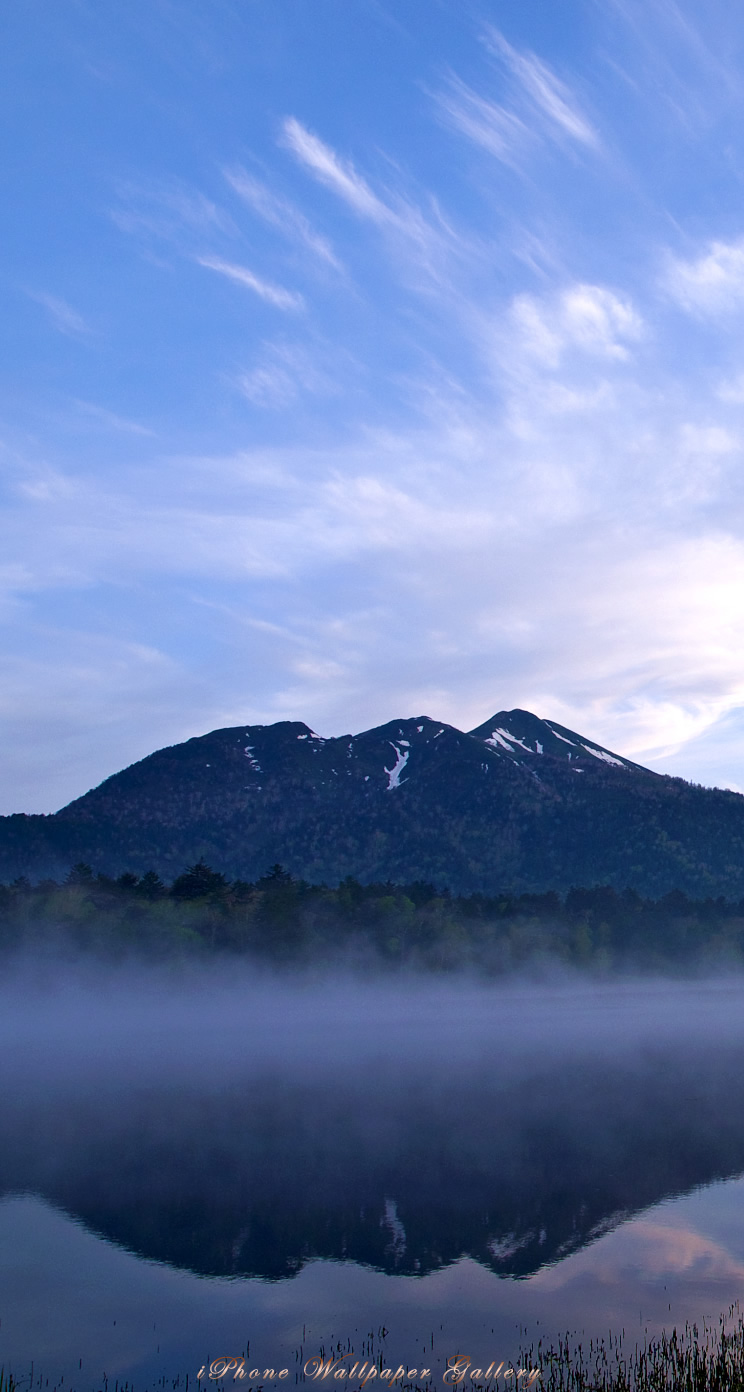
(10, 1319, 744, 1392)
(531, 1312, 744, 1391)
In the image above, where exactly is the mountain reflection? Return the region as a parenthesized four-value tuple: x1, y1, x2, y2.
(4, 981, 744, 1282)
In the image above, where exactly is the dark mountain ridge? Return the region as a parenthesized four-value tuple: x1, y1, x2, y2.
(5, 1025, 744, 1283)
(2, 707, 744, 897)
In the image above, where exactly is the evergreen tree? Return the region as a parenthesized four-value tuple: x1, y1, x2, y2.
(171, 859, 229, 900)
(138, 870, 166, 899)
(65, 863, 94, 885)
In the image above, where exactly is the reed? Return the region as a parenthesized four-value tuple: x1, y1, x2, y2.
(10, 1321, 744, 1392)
(532, 1311, 744, 1392)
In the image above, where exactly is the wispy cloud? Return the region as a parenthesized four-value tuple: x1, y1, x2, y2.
(604, 0, 740, 123)
(27, 291, 92, 338)
(223, 167, 342, 269)
(71, 400, 156, 437)
(281, 117, 394, 226)
(664, 237, 744, 314)
(238, 341, 336, 408)
(111, 179, 237, 246)
(195, 256, 304, 311)
(280, 117, 462, 287)
(482, 26, 600, 149)
(435, 74, 531, 169)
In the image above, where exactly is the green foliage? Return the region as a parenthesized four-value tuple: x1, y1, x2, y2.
(171, 858, 229, 900)
(3, 861, 744, 971)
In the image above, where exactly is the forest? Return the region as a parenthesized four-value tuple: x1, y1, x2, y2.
(2, 859, 744, 971)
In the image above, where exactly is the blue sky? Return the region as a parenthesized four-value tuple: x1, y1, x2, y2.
(5, 0, 744, 811)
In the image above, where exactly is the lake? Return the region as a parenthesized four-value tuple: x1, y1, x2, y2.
(3, 969, 744, 1389)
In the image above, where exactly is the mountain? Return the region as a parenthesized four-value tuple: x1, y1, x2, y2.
(6, 1026, 744, 1282)
(3, 708, 744, 896)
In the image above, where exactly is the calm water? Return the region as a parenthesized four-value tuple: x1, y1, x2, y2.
(3, 970, 744, 1389)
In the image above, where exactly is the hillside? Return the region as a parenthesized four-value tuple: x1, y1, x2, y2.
(2, 708, 744, 896)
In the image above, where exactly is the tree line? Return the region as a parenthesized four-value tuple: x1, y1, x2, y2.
(3, 859, 744, 970)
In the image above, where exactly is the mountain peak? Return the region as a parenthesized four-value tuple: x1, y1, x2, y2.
(468, 708, 650, 773)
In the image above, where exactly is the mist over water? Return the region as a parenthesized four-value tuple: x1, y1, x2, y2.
(5, 965, 744, 1388)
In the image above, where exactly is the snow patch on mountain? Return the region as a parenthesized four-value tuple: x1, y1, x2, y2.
(497, 728, 534, 753)
(485, 727, 538, 756)
(385, 743, 410, 790)
(582, 744, 625, 767)
(546, 726, 575, 746)
(485, 731, 513, 751)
